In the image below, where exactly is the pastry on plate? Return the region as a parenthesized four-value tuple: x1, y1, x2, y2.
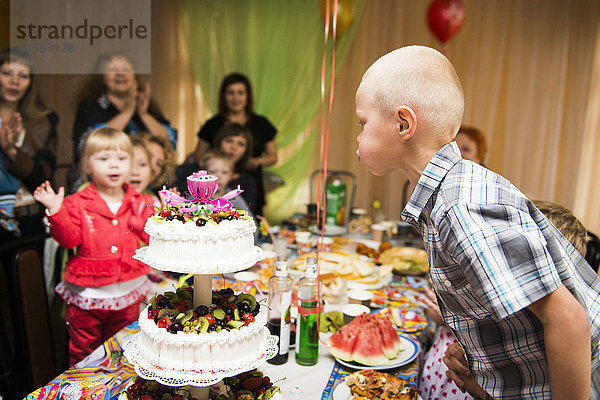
(379, 247, 429, 275)
(345, 369, 418, 400)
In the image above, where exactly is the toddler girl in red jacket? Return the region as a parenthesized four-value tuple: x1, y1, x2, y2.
(34, 127, 155, 365)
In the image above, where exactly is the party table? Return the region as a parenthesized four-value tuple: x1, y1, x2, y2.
(27, 275, 431, 400)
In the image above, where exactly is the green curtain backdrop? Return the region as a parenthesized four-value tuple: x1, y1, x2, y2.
(180, 0, 363, 222)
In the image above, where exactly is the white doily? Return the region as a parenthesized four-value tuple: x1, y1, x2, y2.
(133, 246, 264, 274)
(125, 329, 279, 387)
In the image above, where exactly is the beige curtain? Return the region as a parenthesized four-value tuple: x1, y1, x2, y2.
(151, 0, 600, 233)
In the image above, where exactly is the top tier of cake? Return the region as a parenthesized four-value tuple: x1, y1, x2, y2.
(133, 170, 263, 274)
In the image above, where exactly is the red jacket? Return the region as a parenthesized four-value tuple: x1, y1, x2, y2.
(48, 183, 155, 287)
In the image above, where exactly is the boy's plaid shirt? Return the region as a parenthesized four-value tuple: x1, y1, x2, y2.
(403, 141, 600, 399)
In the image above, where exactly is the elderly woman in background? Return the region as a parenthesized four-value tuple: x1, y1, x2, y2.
(0, 47, 58, 240)
(72, 52, 176, 169)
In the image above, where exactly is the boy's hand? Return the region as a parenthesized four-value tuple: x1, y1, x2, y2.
(33, 181, 64, 215)
(422, 286, 445, 326)
(444, 342, 489, 399)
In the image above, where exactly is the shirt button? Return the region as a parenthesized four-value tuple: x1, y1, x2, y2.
(112, 219, 119, 226)
(444, 280, 452, 288)
(110, 245, 118, 253)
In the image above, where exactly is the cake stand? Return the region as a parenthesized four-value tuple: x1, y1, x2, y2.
(125, 244, 278, 399)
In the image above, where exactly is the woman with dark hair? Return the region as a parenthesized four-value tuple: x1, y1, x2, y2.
(72, 52, 176, 166)
(0, 47, 58, 239)
(193, 73, 277, 216)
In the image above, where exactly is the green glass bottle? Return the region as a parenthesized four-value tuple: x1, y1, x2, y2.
(295, 257, 321, 366)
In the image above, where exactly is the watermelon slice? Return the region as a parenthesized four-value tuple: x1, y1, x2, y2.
(350, 323, 389, 366)
(326, 322, 360, 361)
(375, 316, 403, 359)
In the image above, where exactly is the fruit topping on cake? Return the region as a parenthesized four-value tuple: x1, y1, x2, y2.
(148, 287, 261, 334)
(211, 370, 282, 400)
(123, 376, 199, 400)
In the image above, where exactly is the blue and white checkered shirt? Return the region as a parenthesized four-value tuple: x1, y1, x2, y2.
(402, 141, 600, 399)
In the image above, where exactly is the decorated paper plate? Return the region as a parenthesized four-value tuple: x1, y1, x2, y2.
(334, 334, 419, 370)
(333, 382, 423, 400)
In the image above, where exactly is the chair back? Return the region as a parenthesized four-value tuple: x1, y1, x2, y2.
(14, 245, 57, 388)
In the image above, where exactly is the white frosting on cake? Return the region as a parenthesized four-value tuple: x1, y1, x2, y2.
(134, 304, 268, 371)
(137, 216, 263, 274)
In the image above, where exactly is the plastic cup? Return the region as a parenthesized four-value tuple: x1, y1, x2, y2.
(342, 304, 370, 325)
(294, 231, 311, 243)
(371, 223, 386, 242)
(347, 289, 374, 307)
(296, 237, 313, 255)
(260, 250, 276, 269)
(317, 236, 333, 252)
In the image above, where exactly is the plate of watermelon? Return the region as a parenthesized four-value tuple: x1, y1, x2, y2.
(325, 312, 420, 370)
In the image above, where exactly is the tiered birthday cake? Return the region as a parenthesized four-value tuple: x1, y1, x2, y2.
(125, 171, 275, 387)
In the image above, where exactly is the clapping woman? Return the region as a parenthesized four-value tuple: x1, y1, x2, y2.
(0, 47, 58, 240)
(72, 52, 176, 168)
(193, 73, 277, 216)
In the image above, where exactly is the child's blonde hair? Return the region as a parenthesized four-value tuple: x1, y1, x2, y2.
(80, 127, 132, 182)
(133, 131, 176, 188)
(130, 134, 152, 163)
(533, 200, 588, 256)
(202, 149, 235, 171)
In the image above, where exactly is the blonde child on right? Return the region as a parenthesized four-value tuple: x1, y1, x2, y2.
(202, 149, 252, 216)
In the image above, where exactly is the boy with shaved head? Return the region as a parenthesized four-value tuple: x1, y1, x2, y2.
(355, 45, 600, 399)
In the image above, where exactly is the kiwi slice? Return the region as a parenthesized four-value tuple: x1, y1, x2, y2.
(227, 320, 244, 329)
(176, 310, 194, 324)
(157, 308, 170, 319)
(180, 310, 194, 324)
(213, 308, 226, 320)
(234, 294, 257, 311)
(248, 370, 263, 379)
(197, 316, 209, 333)
(161, 393, 173, 400)
(175, 312, 186, 323)
(233, 308, 240, 321)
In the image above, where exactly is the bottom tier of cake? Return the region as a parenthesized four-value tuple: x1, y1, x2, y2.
(124, 306, 278, 387)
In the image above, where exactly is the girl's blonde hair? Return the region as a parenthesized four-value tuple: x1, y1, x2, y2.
(130, 134, 152, 163)
(80, 127, 132, 182)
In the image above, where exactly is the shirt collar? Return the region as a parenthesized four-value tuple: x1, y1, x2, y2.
(402, 141, 462, 223)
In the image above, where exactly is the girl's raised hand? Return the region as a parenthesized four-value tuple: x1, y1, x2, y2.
(33, 181, 64, 215)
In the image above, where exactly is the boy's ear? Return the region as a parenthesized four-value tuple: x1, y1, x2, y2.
(395, 106, 417, 140)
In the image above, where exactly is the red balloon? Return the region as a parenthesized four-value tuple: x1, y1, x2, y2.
(427, 0, 466, 44)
